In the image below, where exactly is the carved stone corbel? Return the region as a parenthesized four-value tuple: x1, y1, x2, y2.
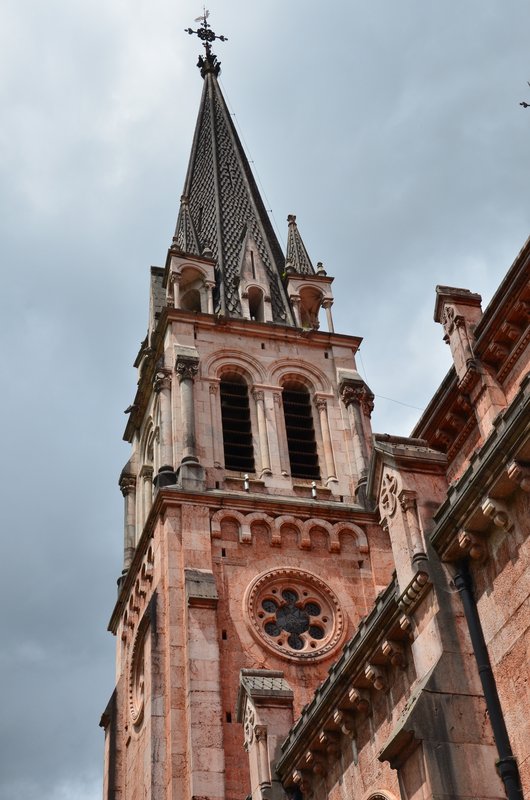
(481, 498, 514, 532)
(347, 686, 371, 713)
(332, 708, 356, 737)
(382, 639, 407, 669)
(506, 460, 530, 492)
(364, 664, 387, 691)
(458, 530, 488, 562)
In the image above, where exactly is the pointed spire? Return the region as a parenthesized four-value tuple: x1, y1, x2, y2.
(172, 18, 293, 322)
(285, 214, 315, 276)
(172, 196, 200, 254)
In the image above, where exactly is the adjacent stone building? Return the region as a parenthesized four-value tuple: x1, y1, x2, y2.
(101, 20, 529, 800)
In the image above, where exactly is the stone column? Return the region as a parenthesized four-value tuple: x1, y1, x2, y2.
(273, 391, 290, 477)
(291, 296, 302, 327)
(170, 271, 180, 309)
(255, 726, 272, 797)
(340, 382, 369, 480)
(314, 396, 337, 483)
(253, 389, 272, 476)
(119, 474, 136, 571)
(399, 489, 427, 563)
(322, 298, 334, 333)
(209, 382, 223, 468)
(205, 280, 215, 315)
(175, 355, 200, 463)
(153, 371, 177, 488)
(141, 465, 153, 531)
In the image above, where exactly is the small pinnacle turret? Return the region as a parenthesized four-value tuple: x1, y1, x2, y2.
(285, 214, 316, 276)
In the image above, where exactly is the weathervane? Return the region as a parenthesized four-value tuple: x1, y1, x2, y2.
(185, 9, 228, 75)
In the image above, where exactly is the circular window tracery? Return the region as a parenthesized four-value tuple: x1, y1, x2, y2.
(245, 568, 344, 661)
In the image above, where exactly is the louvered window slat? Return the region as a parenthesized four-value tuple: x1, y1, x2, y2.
(220, 377, 255, 473)
(282, 385, 320, 480)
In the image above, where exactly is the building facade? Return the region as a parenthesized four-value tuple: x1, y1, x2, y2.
(101, 22, 529, 800)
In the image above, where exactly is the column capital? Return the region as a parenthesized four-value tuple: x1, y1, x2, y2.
(175, 355, 200, 382)
(252, 388, 265, 403)
(314, 396, 327, 412)
(339, 379, 374, 416)
(119, 474, 136, 496)
(254, 724, 268, 743)
(398, 488, 417, 513)
(153, 370, 171, 393)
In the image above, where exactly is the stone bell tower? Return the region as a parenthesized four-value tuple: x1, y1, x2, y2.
(101, 16, 395, 800)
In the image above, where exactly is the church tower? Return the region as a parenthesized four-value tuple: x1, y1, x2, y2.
(101, 17, 395, 800)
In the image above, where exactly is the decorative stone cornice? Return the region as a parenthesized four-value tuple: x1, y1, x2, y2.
(429, 373, 530, 561)
(276, 576, 413, 788)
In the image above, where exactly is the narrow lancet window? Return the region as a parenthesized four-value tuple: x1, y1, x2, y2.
(220, 374, 255, 472)
(282, 382, 320, 480)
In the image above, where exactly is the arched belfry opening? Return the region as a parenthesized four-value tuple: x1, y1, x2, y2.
(248, 286, 265, 322)
(281, 381, 320, 480)
(220, 373, 255, 473)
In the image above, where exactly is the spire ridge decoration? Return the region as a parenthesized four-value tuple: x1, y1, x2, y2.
(185, 9, 228, 77)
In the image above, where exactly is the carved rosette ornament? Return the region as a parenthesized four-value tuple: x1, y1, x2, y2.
(243, 704, 255, 751)
(441, 304, 457, 339)
(379, 473, 398, 517)
(245, 568, 344, 662)
(175, 356, 200, 382)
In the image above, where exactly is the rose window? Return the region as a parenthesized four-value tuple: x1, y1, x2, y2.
(245, 568, 344, 661)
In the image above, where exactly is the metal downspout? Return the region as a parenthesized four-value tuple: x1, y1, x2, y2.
(454, 560, 523, 800)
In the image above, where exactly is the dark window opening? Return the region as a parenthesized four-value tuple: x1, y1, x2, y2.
(220, 375, 255, 473)
(248, 287, 265, 322)
(222, 630, 228, 640)
(282, 383, 320, 480)
(226, 712, 232, 723)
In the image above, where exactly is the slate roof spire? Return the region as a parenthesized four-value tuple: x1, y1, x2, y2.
(173, 14, 293, 322)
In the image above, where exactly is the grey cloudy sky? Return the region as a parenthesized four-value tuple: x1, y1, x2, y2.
(1, 1, 529, 798)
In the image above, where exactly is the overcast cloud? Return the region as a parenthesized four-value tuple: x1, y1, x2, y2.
(1, 2, 529, 798)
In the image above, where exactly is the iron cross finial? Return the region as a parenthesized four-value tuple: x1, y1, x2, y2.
(185, 8, 228, 58)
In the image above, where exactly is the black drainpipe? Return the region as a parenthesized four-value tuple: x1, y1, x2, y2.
(454, 560, 523, 800)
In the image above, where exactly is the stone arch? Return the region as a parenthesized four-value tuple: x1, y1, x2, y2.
(268, 358, 331, 394)
(301, 518, 334, 551)
(246, 284, 266, 322)
(332, 522, 369, 553)
(203, 349, 266, 385)
(210, 509, 250, 543)
(140, 417, 155, 465)
(274, 515, 304, 549)
(246, 512, 275, 546)
(363, 792, 399, 800)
